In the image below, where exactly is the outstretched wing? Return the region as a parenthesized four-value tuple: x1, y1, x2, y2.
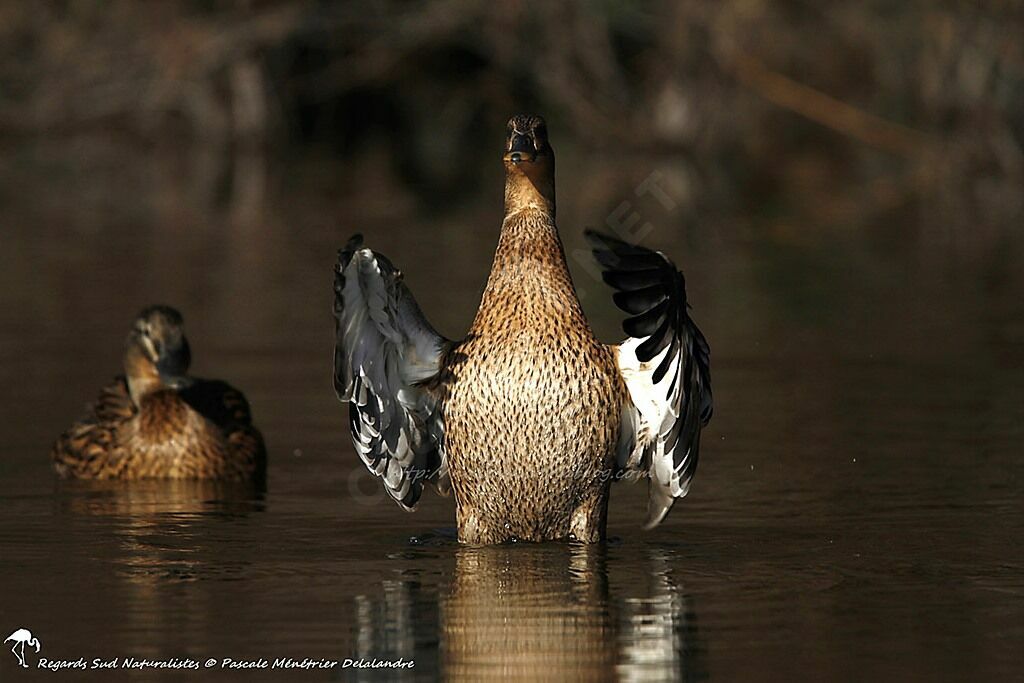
(333, 234, 450, 509)
(586, 230, 712, 529)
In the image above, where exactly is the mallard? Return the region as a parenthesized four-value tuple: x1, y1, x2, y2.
(52, 305, 266, 481)
(333, 114, 712, 544)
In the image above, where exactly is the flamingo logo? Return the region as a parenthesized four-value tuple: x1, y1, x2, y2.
(4, 628, 40, 669)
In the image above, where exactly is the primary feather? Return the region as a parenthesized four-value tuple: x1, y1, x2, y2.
(586, 230, 712, 528)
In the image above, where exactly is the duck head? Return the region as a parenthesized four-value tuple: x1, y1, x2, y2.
(123, 305, 191, 405)
(503, 114, 555, 216)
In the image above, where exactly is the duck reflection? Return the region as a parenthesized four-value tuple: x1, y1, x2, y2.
(442, 544, 615, 681)
(55, 477, 265, 583)
(353, 544, 703, 682)
(53, 478, 266, 657)
(55, 477, 265, 519)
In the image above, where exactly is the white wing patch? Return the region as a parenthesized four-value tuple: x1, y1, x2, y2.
(617, 336, 695, 529)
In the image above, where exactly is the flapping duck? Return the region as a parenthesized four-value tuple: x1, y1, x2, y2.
(52, 306, 265, 480)
(334, 114, 711, 544)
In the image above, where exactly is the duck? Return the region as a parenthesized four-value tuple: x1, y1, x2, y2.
(333, 114, 711, 544)
(52, 305, 266, 481)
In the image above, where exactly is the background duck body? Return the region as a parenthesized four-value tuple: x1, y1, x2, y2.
(52, 306, 265, 481)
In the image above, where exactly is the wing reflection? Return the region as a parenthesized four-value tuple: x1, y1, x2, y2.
(616, 549, 703, 682)
(353, 579, 441, 680)
(352, 545, 704, 681)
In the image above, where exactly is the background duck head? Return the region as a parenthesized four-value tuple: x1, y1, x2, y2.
(503, 113, 555, 216)
(123, 305, 192, 405)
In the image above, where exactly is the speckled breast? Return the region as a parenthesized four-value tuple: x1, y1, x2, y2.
(442, 326, 625, 539)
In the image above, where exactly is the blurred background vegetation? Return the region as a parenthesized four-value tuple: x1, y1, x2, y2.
(1, 0, 1021, 228)
(1, 0, 1022, 358)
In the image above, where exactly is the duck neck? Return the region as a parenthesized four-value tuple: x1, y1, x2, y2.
(472, 201, 586, 336)
(491, 160, 566, 283)
(493, 207, 563, 267)
(503, 163, 555, 219)
(496, 157, 560, 266)
(123, 342, 166, 407)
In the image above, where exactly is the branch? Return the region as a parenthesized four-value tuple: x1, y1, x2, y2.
(727, 50, 932, 157)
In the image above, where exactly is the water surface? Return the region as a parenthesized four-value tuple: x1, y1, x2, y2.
(0, 138, 1021, 680)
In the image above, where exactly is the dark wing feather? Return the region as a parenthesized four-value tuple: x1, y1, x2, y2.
(178, 378, 267, 479)
(179, 379, 253, 428)
(334, 235, 450, 510)
(586, 230, 712, 529)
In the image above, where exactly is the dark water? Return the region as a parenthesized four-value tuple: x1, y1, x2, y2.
(0, 138, 1022, 681)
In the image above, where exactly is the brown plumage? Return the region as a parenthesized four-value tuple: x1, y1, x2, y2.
(334, 114, 712, 544)
(441, 117, 626, 543)
(52, 306, 265, 481)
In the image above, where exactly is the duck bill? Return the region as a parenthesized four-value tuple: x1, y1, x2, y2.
(504, 133, 538, 163)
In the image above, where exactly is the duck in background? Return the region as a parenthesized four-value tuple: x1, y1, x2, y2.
(52, 305, 265, 481)
(333, 114, 712, 544)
